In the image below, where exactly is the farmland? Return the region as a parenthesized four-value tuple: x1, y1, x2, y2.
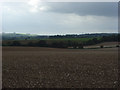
(2, 46, 118, 88)
(2, 33, 119, 48)
(2, 37, 94, 46)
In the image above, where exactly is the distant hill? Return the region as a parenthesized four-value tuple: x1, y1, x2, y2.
(2, 33, 49, 40)
(49, 33, 118, 38)
(1, 32, 118, 40)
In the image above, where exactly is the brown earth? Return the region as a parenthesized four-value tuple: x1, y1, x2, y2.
(94, 42, 119, 46)
(84, 42, 120, 49)
(2, 46, 118, 88)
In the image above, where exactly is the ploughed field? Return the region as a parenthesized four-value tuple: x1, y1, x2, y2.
(2, 47, 118, 88)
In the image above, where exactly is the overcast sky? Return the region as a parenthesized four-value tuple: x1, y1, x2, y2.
(2, 1, 118, 35)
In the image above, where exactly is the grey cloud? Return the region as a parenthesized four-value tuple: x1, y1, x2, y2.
(45, 2, 118, 17)
(2, 2, 118, 34)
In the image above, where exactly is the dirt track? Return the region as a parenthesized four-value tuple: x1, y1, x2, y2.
(2, 47, 118, 88)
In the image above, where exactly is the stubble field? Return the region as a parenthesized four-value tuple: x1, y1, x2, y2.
(2, 47, 118, 88)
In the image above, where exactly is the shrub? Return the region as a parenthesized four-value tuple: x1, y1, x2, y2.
(27, 42, 34, 46)
(12, 41, 21, 46)
(116, 45, 119, 47)
(100, 45, 104, 48)
(36, 40, 47, 47)
(78, 44, 83, 49)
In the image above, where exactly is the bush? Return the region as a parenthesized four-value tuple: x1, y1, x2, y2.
(116, 45, 119, 47)
(51, 41, 68, 48)
(12, 41, 21, 46)
(27, 42, 34, 46)
(78, 44, 83, 49)
(100, 45, 104, 48)
(36, 40, 47, 47)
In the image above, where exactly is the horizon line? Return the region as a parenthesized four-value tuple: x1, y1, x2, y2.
(1, 32, 119, 36)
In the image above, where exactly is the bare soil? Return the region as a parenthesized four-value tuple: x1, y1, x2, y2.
(84, 42, 120, 49)
(2, 46, 118, 88)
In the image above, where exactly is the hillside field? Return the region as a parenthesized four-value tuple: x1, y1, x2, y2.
(2, 46, 118, 88)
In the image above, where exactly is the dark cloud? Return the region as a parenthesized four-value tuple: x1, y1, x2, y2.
(46, 2, 118, 17)
(2, 2, 117, 34)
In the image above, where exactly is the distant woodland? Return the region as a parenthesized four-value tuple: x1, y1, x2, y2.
(2, 33, 120, 48)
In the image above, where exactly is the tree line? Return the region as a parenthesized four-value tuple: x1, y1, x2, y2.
(2, 34, 120, 49)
